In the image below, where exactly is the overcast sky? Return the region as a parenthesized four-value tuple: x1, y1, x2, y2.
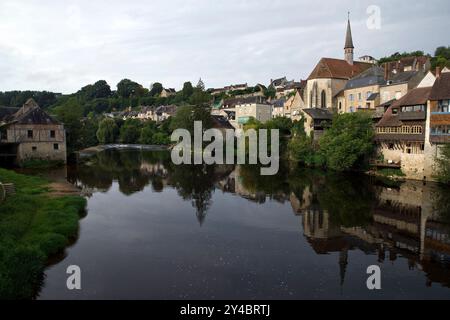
(0, 0, 448, 94)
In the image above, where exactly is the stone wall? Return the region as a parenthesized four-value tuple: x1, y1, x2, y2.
(17, 141, 67, 163)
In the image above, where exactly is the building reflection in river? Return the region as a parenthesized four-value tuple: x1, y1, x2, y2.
(65, 149, 450, 289)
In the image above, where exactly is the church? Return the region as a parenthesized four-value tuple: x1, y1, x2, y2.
(305, 16, 372, 110)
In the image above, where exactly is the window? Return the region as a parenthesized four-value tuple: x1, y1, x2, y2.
(349, 94, 354, 102)
(27, 130, 33, 138)
(32, 146, 37, 152)
(339, 102, 342, 110)
(310, 91, 313, 107)
(367, 91, 372, 99)
(50, 130, 55, 138)
(438, 100, 449, 113)
(411, 126, 423, 134)
(0, 129, 6, 140)
(358, 93, 362, 101)
(321, 90, 326, 108)
(401, 126, 410, 134)
(53, 144, 59, 150)
(392, 108, 398, 115)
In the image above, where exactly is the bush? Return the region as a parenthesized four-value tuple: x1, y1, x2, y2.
(435, 144, 450, 184)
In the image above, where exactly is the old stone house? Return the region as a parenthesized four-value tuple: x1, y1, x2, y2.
(375, 87, 432, 179)
(0, 98, 67, 165)
(337, 65, 386, 113)
(160, 88, 176, 98)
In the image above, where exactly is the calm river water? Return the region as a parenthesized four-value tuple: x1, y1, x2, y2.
(34, 149, 450, 299)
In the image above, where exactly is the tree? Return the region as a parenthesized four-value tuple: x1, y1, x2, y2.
(53, 97, 85, 152)
(149, 82, 163, 97)
(435, 144, 450, 184)
(92, 80, 111, 99)
(119, 119, 141, 143)
(170, 105, 212, 135)
(182, 82, 194, 99)
(264, 86, 276, 99)
(196, 78, 205, 91)
(319, 112, 375, 171)
(139, 121, 158, 144)
(96, 118, 118, 144)
(435, 46, 450, 60)
(116, 79, 144, 98)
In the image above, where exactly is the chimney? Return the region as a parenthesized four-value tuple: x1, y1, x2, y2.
(436, 66, 441, 78)
(384, 63, 390, 81)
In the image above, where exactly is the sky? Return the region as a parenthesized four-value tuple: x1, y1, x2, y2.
(0, 0, 448, 94)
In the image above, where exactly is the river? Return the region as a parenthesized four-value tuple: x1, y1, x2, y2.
(31, 149, 450, 299)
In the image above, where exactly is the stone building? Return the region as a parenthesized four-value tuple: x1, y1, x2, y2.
(234, 96, 272, 128)
(305, 17, 372, 110)
(428, 70, 450, 144)
(337, 65, 385, 113)
(375, 87, 431, 179)
(0, 98, 67, 165)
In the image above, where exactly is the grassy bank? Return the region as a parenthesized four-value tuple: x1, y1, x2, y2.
(0, 168, 86, 299)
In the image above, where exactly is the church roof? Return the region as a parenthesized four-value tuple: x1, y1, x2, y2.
(345, 19, 354, 49)
(307, 58, 372, 80)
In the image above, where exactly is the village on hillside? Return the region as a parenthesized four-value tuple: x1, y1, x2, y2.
(1, 17, 450, 182)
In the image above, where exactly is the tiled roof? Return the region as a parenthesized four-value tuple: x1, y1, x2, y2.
(307, 58, 372, 80)
(302, 108, 333, 120)
(0, 107, 19, 122)
(390, 86, 432, 108)
(384, 70, 420, 85)
(429, 72, 450, 100)
(1, 99, 60, 125)
(345, 66, 385, 90)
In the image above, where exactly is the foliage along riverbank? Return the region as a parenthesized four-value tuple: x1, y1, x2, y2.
(0, 168, 86, 299)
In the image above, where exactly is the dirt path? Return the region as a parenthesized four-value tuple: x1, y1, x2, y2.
(48, 181, 81, 197)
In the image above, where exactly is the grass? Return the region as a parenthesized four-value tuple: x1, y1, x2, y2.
(0, 168, 86, 299)
(377, 168, 406, 177)
(20, 159, 65, 169)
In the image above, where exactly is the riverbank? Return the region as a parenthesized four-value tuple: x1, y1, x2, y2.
(75, 144, 169, 162)
(0, 168, 86, 299)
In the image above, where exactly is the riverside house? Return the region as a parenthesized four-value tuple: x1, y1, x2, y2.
(429, 70, 450, 144)
(0, 98, 66, 165)
(375, 86, 431, 179)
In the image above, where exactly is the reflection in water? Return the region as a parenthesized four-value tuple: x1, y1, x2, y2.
(38, 149, 450, 298)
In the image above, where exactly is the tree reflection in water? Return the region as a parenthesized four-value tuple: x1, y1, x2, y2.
(67, 150, 450, 288)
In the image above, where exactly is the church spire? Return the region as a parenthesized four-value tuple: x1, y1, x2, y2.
(344, 12, 354, 65)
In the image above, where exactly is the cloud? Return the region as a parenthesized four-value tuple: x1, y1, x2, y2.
(0, 0, 448, 94)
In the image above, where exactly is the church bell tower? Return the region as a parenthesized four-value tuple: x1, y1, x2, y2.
(344, 12, 354, 65)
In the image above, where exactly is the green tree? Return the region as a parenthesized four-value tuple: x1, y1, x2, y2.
(182, 81, 194, 99)
(264, 85, 276, 99)
(53, 97, 85, 152)
(96, 118, 119, 144)
(435, 144, 450, 184)
(319, 112, 374, 171)
(116, 79, 145, 98)
(170, 105, 212, 135)
(139, 121, 158, 144)
(119, 119, 142, 143)
(150, 82, 163, 96)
